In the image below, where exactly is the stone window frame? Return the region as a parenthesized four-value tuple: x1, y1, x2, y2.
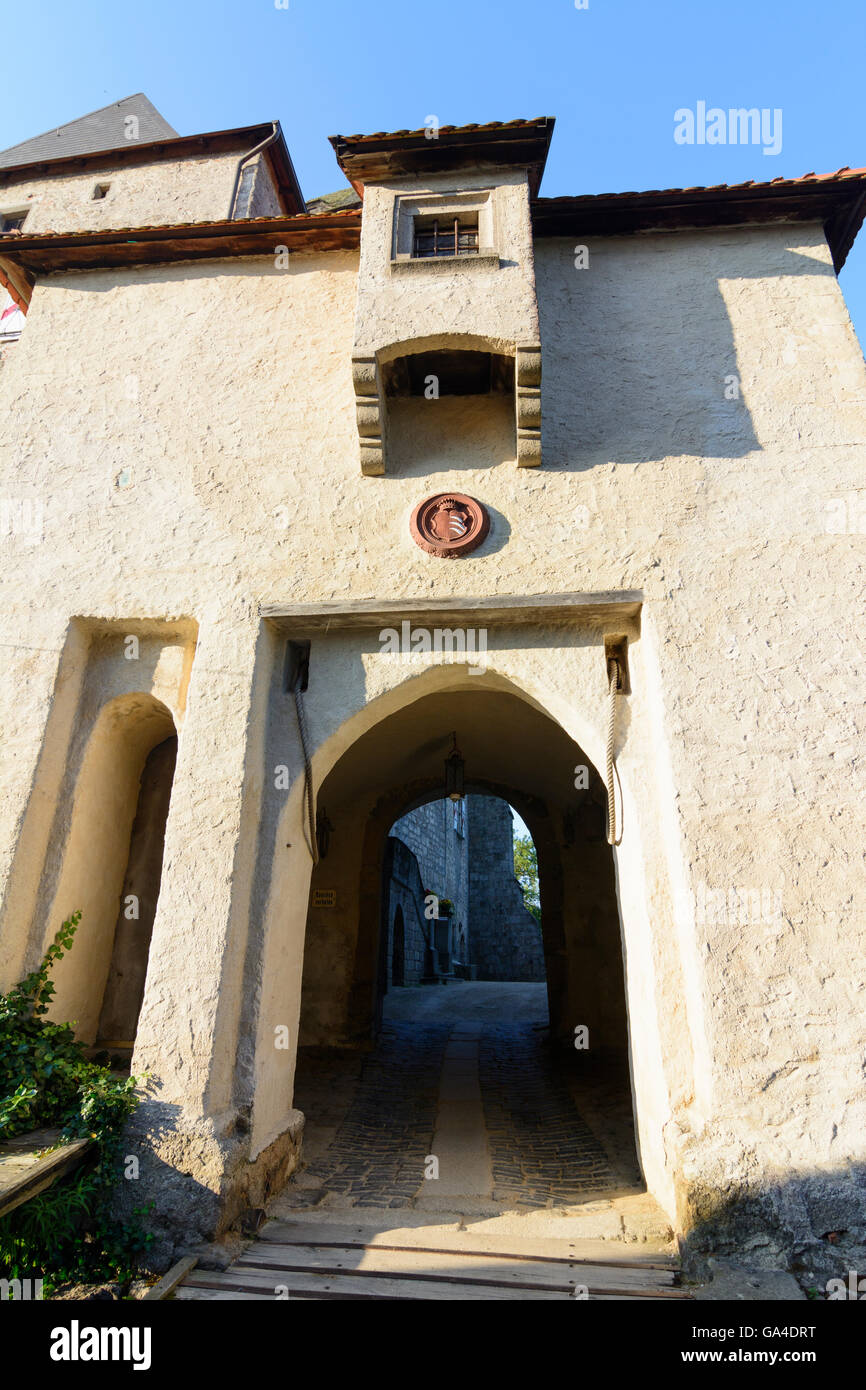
(391, 187, 500, 275)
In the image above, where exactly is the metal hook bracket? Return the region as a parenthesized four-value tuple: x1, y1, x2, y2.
(604, 634, 630, 694)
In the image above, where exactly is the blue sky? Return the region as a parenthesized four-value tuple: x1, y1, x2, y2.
(2, 0, 865, 343)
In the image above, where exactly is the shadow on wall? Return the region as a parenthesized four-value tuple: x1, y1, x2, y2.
(386, 395, 518, 477)
(536, 238, 838, 470)
(679, 1164, 866, 1292)
(112, 1095, 303, 1275)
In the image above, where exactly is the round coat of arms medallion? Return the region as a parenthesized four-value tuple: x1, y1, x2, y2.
(409, 493, 490, 558)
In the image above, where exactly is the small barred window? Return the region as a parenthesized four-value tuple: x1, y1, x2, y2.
(412, 215, 479, 259)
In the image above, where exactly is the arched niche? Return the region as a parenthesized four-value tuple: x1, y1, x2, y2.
(44, 692, 178, 1046)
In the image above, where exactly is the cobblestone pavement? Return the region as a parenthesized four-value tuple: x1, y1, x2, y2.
(291, 1021, 451, 1207)
(286, 1004, 639, 1210)
(479, 1023, 628, 1205)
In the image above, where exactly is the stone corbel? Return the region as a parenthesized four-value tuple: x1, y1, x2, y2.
(515, 344, 542, 467)
(352, 354, 386, 476)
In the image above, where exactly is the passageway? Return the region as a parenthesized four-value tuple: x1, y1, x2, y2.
(284, 678, 648, 1218)
(288, 982, 640, 1213)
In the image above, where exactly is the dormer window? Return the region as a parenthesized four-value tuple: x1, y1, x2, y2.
(0, 210, 28, 233)
(412, 214, 479, 259)
(391, 189, 496, 272)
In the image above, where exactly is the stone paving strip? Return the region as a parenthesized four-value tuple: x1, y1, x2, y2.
(415, 1022, 492, 1204)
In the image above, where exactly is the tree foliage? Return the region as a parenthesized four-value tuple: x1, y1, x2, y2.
(513, 833, 541, 924)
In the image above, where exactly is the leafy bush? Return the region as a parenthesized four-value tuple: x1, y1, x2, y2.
(0, 912, 151, 1286)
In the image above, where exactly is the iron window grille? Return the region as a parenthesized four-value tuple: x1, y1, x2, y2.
(412, 217, 479, 259)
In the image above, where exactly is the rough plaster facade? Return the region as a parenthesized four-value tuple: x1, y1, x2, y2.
(0, 149, 279, 235)
(0, 120, 864, 1276)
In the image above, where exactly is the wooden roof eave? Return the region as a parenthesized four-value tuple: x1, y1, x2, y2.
(0, 214, 362, 274)
(331, 121, 555, 198)
(531, 180, 866, 272)
(0, 253, 34, 310)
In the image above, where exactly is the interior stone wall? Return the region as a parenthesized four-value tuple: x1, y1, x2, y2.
(383, 837, 429, 986)
(391, 798, 470, 935)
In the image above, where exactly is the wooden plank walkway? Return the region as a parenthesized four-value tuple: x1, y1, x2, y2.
(0, 1128, 91, 1220)
(177, 1218, 691, 1302)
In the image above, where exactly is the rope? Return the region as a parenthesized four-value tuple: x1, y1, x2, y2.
(606, 658, 623, 847)
(293, 690, 318, 863)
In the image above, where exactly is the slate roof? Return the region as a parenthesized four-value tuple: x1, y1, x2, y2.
(0, 94, 177, 169)
(306, 189, 363, 215)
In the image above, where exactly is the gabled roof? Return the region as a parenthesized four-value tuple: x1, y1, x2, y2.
(0, 94, 177, 168)
(531, 166, 866, 272)
(0, 118, 305, 217)
(330, 118, 555, 198)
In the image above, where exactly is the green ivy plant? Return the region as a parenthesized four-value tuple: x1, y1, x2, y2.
(0, 912, 152, 1288)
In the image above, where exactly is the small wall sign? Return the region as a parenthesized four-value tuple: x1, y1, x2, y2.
(312, 889, 336, 908)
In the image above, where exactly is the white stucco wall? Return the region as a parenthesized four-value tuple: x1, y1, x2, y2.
(0, 203, 863, 1241)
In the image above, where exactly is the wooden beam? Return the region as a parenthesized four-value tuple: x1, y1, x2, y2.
(0, 212, 361, 275)
(142, 1255, 198, 1300)
(0, 1134, 91, 1220)
(0, 254, 34, 311)
(260, 591, 643, 632)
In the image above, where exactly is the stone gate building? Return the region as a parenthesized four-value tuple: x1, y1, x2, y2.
(0, 97, 864, 1273)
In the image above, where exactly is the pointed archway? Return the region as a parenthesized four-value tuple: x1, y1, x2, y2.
(290, 678, 641, 1202)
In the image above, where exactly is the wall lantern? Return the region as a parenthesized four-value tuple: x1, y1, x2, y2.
(444, 732, 465, 802)
(316, 809, 333, 860)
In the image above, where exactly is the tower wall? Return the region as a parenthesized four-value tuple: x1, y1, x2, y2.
(465, 795, 544, 981)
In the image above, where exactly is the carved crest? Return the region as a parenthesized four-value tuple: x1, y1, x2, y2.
(410, 493, 489, 558)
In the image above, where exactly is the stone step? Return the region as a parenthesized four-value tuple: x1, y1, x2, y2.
(266, 1192, 676, 1253)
